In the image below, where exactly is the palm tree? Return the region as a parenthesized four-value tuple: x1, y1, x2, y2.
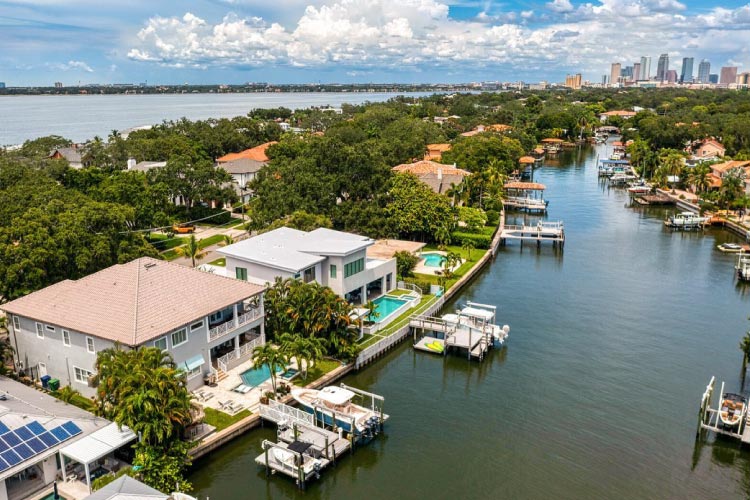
(252, 343, 287, 396)
(688, 164, 711, 194)
(365, 300, 379, 323)
(177, 234, 206, 267)
(721, 169, 745, 209)
(461, 241, 475, 261)
(0, 327, 14, 376)
(220, 234, 234, 247)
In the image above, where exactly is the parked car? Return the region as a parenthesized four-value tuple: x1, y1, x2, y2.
(172, 223, 196, 234)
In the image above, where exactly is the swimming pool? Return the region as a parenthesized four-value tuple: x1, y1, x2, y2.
(368, 295, 409, 323)
(422, 252, 446, 267)
(240, 364, 283, 387)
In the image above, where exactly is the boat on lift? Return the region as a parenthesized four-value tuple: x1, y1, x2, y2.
(441, 302, 510, 347)
(291, 386, 387, 437)
(719, 393, 747, 427)
(664, 212, 709, 230)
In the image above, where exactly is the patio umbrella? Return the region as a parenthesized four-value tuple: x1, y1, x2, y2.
(53, 481, 59, 500)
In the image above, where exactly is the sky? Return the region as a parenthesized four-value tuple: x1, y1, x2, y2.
(1, 0, 750, 85)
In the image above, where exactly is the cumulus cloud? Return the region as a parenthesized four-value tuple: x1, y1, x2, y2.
(126, 0, 750, 75)
(48, 60, 94, 72)
(546, 0, 574, 13)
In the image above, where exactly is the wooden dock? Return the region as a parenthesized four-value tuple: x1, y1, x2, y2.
(500, 221, 565, 248)
(632, 193, 674, 206)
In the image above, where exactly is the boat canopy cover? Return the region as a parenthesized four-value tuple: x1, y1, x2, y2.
(599, 159, 630, 165)
(319, 386, 356, 405)
(461, 307, 495, 320)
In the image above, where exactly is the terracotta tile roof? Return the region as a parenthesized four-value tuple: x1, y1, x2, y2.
(601, 110, 637, 117)
(426, 143, 452, 152)
(486, 124, 513, 132)
(541, 138, 564, 143)
(1, 257, 264, 346)
(217, 141, 277, 163)
(708, 174, 722, 188)
(392, 160, 470, 176)
(519, 156, 536, 164)
(460, 130, 481, 137)
(711, 160, 750, 174)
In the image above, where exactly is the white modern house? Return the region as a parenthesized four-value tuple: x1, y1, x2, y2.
(217, 227, 397, 305)
(1, 257, 266, 397)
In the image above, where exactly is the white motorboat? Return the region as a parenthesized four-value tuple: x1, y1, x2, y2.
(291, 386, 386, 435)
(664, 212, 709, 229)
(272, 447, 297, 466)
(718, 242, 744, 253)
(719, 393, 747, 427)
(627, 183, 652, 194)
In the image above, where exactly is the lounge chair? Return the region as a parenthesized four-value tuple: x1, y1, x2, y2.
(218, 400, 230, 409)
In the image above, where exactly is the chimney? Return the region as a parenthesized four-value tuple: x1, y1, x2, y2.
(127, 158, 136, 170)
(437, 167, 443, 181)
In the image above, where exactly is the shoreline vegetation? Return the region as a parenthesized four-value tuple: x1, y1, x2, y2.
(5, 87, 750, 491)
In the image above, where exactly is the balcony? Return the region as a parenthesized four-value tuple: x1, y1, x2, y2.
(208, 306, 263, 343)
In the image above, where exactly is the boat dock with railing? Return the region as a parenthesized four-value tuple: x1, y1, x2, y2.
(500, 221, 565, 247)
(256, 385, 386, 489)
(411, 302, 509, 361)
(736, 252, 750, 281)
(697, 377, 750, 444)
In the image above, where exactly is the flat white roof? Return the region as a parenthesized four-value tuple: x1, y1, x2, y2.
(59, 423, 136, 465)
(218, 227, 373, 273)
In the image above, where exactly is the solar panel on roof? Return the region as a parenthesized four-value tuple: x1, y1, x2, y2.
(1, 449, 21, 467)
(2, 432, 20, 447)
(0, 422, 9, 435)
(15, 426, 33, 441)
(13, 443, 33, 460)
(38, 432, 59, 447)
(0, 456, 8, 472)
(26, 437, 46, 454)
(50, 427, 69, 441)
(27, 422, 45, 436)
(0, 440, 8, 453)
(61, 421, 82, 437)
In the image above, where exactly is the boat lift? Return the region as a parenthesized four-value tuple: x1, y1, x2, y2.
(697, 377, 750, 443)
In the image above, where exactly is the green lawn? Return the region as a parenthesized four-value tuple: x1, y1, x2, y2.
(387, 288, 413, 297)
(148, 235, 188, 251)
(197, 234, 227, 249)
(203, 407, 252, 431)
(293, 359, 342, 387)
(207, 257, 226, 266)
(162, 248, 182, 261)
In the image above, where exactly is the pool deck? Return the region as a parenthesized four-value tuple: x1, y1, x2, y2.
(193, 358, 299, 416)
(414, 250, 463, 276)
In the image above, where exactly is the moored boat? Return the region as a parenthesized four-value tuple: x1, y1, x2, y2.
(718, 242, 745, 253)
(664, 212, 709, 229)
(441, 302, 510, 347)
(719, 393, 747, 427)
(291, 386, 387, 436)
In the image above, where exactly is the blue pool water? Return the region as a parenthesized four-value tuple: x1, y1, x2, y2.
(422, 252, 446, 267)
(240, 365, 283, 387)
(368, 295, 408, 323)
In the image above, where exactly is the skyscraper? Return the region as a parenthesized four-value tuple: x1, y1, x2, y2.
(633, 62, 641, 81)
(666, 70, 677, 84)
(640, 56, 651, 80)
(720, 66, 738, 85)
(656, 54, 669, 81)
(697, 59, 711, 83)
(622, 66, 633, 80)
(565, 73, 582, 89)
(610, 63, 621, 86)
(680, 57, 694, 83)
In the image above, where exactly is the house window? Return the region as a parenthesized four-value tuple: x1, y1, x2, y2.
(386, 273, 392, 291)
(191, 321, 203, 331)
(36, 323, 44, 339)
(154, 337, 167, 351)
(187, 366, 202, 379)
(235, 267, 248, 281)
(209, 311, 222, 323)
(12, 316, 20, 331)
(330, 265, 337, 278)
(303, 266, 316, 283)
(344, 258, 365, 278)
(73, 367, 93, 384)
(86, 337, 95, 354)
(45, 325, 55, 334)
(62, 330, 71, 347)
(171, 328, 188, 348)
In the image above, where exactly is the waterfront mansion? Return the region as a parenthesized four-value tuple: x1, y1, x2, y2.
(217, 227, 397, 305)
(1, 257, 266, 396)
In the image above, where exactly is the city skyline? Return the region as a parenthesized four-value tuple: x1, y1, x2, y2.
(2, 0, 750, 85)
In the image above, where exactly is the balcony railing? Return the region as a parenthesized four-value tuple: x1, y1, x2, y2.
(208, 306, 263, 343)
(216, 333, 266, 372)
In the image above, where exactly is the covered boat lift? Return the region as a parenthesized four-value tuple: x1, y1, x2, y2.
(503, 181, 548, 213)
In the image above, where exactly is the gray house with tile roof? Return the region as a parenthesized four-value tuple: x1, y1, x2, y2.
(0, 258, 266, 397)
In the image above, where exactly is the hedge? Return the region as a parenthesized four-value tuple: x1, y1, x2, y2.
(403, 278, 433, 294)
(187, 206, 232, 225)
(451, 231, 492, 249)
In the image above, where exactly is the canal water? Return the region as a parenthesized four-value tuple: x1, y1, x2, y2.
(190, 143, 750, 499)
